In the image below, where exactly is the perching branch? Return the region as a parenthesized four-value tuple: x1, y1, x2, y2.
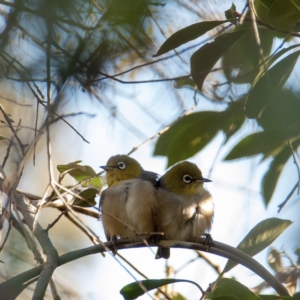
(0, 238, 290, 299)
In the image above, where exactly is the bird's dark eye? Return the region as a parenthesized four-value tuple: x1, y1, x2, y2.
(183, 175, 192, 183)
(118, 162, 126, 170)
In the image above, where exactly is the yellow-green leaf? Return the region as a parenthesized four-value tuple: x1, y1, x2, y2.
(153, 20, 230, 57)
(223, 218, 292, 273)
(191, 28, 248, 90)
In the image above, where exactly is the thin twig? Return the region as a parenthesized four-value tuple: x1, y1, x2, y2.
(127, 97, 199, 156)
(46, 209, 67, 232)
(0, 104, 25, 156)
(278, 182, 298, 212)
(287, 139, 300, 194)
(1, 137, 13, 168)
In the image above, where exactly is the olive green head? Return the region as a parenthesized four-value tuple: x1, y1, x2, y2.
(100, 155, 143, 187)
(160, 161, 211, 196)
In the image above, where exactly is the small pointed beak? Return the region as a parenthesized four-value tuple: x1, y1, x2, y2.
(198, 177, 212, 183)
(100, 165, 114, 171)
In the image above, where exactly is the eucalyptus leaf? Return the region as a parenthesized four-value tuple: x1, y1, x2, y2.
(208, 278, 262, 300)
(262, 139, 300, 205)
(223, 218, 292, 273)
(73, 188, 98, 207)
(153, 20, 230, 57)
(120, 279, 199, 300)
(224, 132, 286, 161)
(154, 111, 221, 167)
(191, 28, 248, 90)
(268, 0, 300, 31)
(245, 50, 300, 118)
(57, 161, 102, 188)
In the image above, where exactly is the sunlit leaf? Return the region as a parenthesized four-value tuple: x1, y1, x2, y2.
(57, 161, 102, 188)
(191, 28, 248, 90)
(208, 278, 262, 300)
(153, 20, 230, 57)
(120, 279, 199, 300)
(154, 99, 246, 166)
(224, 132, 286, 160)
(73, 188, 98, 207)
(245, 50, 300, 118)
(154, 112, 221, 167)
(223, 218, 292, 273)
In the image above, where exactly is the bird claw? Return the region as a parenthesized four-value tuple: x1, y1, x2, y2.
(202, 233, 213, 251)
(146, 232, 164, 244)
(110, 236, 118, 255)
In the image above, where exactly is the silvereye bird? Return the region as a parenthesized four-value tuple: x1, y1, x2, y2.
(99, 155, 159, 248)
(155, 161, 213, 259)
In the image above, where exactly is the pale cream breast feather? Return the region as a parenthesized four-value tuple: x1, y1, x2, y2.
(156, 188, 214, 240)
(101, 179, 157, 241)
(125, 178, 158, 240)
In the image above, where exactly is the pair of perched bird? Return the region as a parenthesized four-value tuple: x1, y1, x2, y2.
(99, 155, 214, 259)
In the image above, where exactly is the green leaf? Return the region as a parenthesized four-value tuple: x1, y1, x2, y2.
(268, 0, 300, 32)
(222, 27, 274, 84)
(208, 278, 262, 300)
(293, 292, 300, 299)
(262, 139, 300, 205)
(73, 188, 98, 207)
(173, 77, 196, 89)
(154, 111, 221, 167)
(245, 50, 300, 119)
(258, 295, 285, 300)
(153, 20, 230, 57)
(172, 293, 187, 300)
(260, 0, 276, 9)
(154, 99, 246, 166)
(258, 89, 300, 137)
(225, 3, 237, 23)
(191, 28, 249, 90)
(57, 161, 102, 188)
(120, 279, 198, 300)
(0, 135, 6, 141)
(224, 132, 287, 161)
(223, 218, 292, 273)
(212, 297, 240, 300)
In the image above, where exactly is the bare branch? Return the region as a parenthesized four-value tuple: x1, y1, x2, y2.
(0, 238, 290, 298)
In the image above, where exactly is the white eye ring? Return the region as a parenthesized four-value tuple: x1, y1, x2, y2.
(183, 175, 192, 183)
(118, 162, 126, 170)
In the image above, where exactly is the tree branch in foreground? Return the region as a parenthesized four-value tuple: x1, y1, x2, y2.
(0, 238, 290, 299)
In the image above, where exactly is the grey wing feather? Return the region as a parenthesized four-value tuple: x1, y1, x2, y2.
(140, 170, 160, 185)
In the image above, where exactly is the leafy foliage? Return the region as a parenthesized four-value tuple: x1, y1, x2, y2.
(223, 218, 292, 273)
(154, 1, 300, 205)
(120, 279, 198, 300)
